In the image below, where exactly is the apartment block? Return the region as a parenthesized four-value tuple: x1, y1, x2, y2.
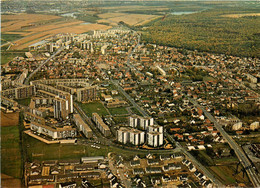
(92, 113, 111, 137)
(147, 132, 164, 147)
(54, 96, 69, 120)
(76, 86, 97, 103)
(30, 122, 77, 139)
(73, 114, 93, 138)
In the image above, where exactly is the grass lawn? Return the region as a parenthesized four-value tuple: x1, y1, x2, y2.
(1, 52, 24, 65)
(16, 98, 31, 106)
(191, 149, 250, 186)
(77, 102, 109, 117)
(1, 125, 22, 178)
(108, 107, 129, 115)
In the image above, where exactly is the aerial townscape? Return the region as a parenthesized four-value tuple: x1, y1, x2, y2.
(1, 0, 260, 188)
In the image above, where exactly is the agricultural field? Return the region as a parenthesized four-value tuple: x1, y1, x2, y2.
(0, 9, 163, 51)
(1, 13, 111, 50)
(222, 13, 260, 18)
(97, 13, 161, 26)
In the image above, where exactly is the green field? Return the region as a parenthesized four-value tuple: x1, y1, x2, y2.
(203, 76, 216, 82)
(77, 102, 109, 117)
(1, 125, 22, 178)
(108, 107, 129, 115)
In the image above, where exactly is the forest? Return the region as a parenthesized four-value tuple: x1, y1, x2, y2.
(141, 7, 260, 58)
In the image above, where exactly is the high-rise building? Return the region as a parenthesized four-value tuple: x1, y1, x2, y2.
(73, 114, 93, 138)
(129, 115, 154, 130)
(147, 124, 163, 133)
(129, 115, 139, 128)
(117, 127, 130, 144)
(129, 129, 145, 146)
(77, 86, 97, 102)
(54, 96, 69, 120)
(147, 132, 164, 147)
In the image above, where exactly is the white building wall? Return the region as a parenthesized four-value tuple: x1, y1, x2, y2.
(159, 133, 163, 146)
(140, 132, 145, 144)
(118, 131, 123, 143)
(123, 132, 129, 144)
(147, 133, 153, 146)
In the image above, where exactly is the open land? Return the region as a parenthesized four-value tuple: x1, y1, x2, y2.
(23, 133, 152, 162)
(1, 111, 19, 126)
(1, 174, 22, 188)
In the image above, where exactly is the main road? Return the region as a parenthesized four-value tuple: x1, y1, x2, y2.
(189, 98, 260, 187)
(24, 46, 65, 85)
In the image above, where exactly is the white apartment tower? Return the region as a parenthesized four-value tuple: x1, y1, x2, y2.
(147, 132, 164, 147)
(129, 115, 154, 130)
(129, 129, 145, 146)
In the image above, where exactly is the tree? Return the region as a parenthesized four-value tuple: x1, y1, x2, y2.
(206, 147, 215, 158)
(230, 149, 235, 156)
